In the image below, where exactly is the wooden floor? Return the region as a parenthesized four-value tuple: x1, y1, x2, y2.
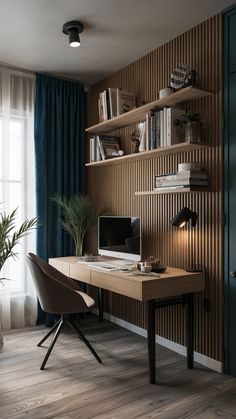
(1, 316, 236, 419)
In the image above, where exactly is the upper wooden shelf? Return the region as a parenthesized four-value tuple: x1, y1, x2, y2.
(86, 86, 212, 134)
(85, 142, 209, 167)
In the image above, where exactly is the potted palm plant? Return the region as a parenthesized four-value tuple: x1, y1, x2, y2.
(0, 207, 38, 350)
(51, 194, 104, 257)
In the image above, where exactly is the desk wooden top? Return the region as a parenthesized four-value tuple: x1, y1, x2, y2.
(49, 256, 205, 302)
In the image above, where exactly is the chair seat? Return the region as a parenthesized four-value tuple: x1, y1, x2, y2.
(76, 291, 95, 309)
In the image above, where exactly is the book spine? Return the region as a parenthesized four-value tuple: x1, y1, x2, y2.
(159, 180, 208, 187)
(90, 137, 95, 162)
(108, 88, 117, 118)
(155, 111, 160, 148)
(167, 108, 171, 146)
(97, 136, 105, 160)
(150, 113, 155, 150)
(145, 113, 149, 151)
(106, 89, 111, 120)
(160, 110, 164, 147)
(178, 162, 201, 172)
(163, 107, 168, 147)
(99, 92, 104, 122)
(177, 170, 205, 177)
(102, 91, 107, 120)
(96, 137, 101, 161)
(176, 174, 207, 181)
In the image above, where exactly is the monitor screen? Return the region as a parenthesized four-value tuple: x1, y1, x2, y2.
(98, 216, 141, 261)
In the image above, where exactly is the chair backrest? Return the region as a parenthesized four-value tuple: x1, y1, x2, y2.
(27, 253, 89, 314)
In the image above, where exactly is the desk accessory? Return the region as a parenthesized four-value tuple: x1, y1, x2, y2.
(171, 207, 202, 272)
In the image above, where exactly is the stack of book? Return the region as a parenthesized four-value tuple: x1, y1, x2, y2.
(90, 135, 121, 161)
(140, 107, 183, 151)
(98, 88, 135, 122)
(154, 163, 208, 191)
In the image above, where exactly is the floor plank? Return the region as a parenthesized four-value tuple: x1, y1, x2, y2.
(0, 315, 236, 419)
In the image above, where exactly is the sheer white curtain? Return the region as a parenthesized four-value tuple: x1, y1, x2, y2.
(0, 67, 37, 330)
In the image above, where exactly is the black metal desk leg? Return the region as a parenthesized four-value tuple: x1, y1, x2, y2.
(186, 293, 194, 369)
(147, 299, 156, 384)
(98, 288, 104, 322)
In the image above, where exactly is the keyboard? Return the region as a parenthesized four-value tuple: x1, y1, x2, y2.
(86, 262, 120, 271)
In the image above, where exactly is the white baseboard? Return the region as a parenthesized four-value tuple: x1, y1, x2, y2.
(93, 309, 223, 373)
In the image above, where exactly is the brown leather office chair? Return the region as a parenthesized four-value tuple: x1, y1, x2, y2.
(27, 253, 101, 370)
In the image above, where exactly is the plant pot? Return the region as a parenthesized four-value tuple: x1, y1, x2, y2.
(185, 121, 202, 143)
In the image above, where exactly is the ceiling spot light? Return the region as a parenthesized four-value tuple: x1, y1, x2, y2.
(62, 21, 84, 47)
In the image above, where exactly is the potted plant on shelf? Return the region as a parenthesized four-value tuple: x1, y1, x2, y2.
(51, 194, 105, 257)
(0, 207, 38, 351)
(175, 111, 203, 143)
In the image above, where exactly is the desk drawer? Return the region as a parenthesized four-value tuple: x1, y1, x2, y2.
(69, 264, 91, 284)
(91, 270, 141, 300)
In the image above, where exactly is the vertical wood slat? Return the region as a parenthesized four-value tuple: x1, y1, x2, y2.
(86, 15, 222, 361)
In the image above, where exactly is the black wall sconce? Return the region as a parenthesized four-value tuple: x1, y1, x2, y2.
(171, 207, 202, 272)
(62, 21, 84, 47)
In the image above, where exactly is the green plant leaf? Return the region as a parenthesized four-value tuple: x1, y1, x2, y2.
(51, 194, 106, 256)
(0, 207, 38, 275)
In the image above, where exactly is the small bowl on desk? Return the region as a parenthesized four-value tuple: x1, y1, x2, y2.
(151, 265, 166, 273)
(138, 262, 152, 273)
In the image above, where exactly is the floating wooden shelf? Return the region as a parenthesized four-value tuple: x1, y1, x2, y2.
(86, 86, 212, 134)
(135, 188, 209, 196)
(85, 142, 209, 167)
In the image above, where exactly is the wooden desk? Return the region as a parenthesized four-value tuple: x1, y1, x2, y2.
(49, 257, 205, 384)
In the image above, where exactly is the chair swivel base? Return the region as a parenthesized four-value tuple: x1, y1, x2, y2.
(37, 314, 102, 370)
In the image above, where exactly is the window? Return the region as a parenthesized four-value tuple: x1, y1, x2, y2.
(0, 67, 36, 328)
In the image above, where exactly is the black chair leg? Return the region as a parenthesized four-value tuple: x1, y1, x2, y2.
(69, 318, 102, 364)
(40, 319, 63, 370)
(37, 319, 61, 347)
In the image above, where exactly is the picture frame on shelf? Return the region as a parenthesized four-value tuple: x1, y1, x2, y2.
(97, 135, 121, 160)
(102, 142, 120, 159)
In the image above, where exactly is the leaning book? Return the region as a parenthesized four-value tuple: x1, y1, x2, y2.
(117, 89, 135, 116)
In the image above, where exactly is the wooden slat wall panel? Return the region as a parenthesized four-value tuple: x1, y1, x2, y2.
(86, 15, 222, 361)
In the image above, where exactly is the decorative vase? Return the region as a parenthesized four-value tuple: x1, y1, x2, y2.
(75, 240, 83, 257)
(185, 121, 202, 143)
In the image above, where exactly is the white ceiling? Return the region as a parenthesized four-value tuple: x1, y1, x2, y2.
(0, 0, 234, 85)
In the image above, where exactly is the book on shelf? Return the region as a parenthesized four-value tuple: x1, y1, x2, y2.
(108, 87, 117, 118)
(163, 107, 168, 148)
(98, 88, 135, 122)
(117, 89, 135, 116)
(89, 136, 102, 162)
(166, 107, 183, 146)
(155, 179, 208, 188)
(143, 107, 184, 150)
(155, 112, 161, 148)
(96, 135, 121, 160)
(155, 169, 208, 189)
(160, 110, 164, 148)
(154, 184, 208, 191)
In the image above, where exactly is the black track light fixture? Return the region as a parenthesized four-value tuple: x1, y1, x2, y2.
(170, 207, 203, 272)
(170, 207, 197, 229)
(62, 21, 84, 47)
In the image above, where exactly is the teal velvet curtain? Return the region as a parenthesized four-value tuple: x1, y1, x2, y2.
(34, 73, 85, 323)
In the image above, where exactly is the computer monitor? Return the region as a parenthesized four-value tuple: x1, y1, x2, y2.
(98, 216, 141, 261)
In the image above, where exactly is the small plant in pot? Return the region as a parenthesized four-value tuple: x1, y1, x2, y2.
(175, 111, 202, 143)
